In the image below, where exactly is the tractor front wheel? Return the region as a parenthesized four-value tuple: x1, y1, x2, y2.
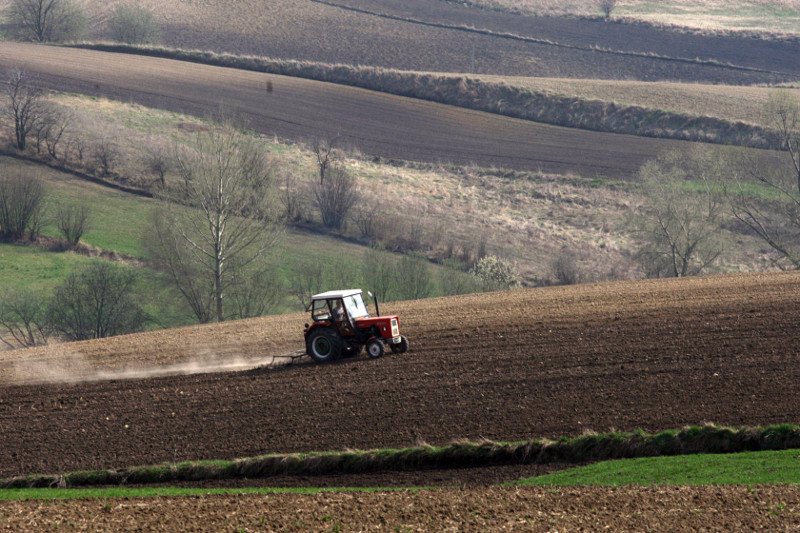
(306, 328, 343, 363)
(366, 339, 385, 359)
(390, 335, 409, 354)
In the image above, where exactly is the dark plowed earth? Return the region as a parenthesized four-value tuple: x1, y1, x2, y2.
(2, 274, 800, 478)
(0, 42, 740, 177)
(99, 0, 799, 82)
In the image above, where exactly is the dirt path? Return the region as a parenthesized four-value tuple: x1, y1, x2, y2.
(0, 42, 718, 178)
(2, 273, 800, 478)
(2, 486, 799, 531)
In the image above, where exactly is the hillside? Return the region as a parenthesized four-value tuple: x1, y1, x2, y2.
(2, 272, 798, 477)
(1, 42, 780, 179)
(3, 0, 798, 82)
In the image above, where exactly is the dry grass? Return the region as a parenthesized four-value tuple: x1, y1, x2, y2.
(36, 94, 776, 287)
(464, 0, 800, 36)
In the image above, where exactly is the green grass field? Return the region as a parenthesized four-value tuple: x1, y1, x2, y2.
(0, 156, 476, 328)
(519, 449, 800, 487)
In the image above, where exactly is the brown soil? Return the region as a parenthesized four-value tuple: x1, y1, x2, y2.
(2, 486, 800, 531)
(2, 273, 800, 479)
(0, 42, 716, 178)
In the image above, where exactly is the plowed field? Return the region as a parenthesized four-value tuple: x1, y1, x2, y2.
(0, 42, 705, 178)
(2, 486, 800, 531)
(2, 273, 800, 478)
(47, 0, 800, 81)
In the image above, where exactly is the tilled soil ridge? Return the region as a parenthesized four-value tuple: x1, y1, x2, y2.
(1, 486, 799, 532)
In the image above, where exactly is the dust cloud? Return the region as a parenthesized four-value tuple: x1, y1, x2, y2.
(8, 348, 307, 385)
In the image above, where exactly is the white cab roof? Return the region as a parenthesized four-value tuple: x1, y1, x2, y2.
(311, 289, 363, 301)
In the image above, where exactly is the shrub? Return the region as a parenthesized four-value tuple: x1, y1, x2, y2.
(363, 246, 395, 301)
(394, 253, 432, 300)
(313, 165, 359, 230)
(108, 4, 161, 45)
(0, 289, 48, 348)
(0, 172, 46, 242)
(471, 255, 521, 290)
(56, 203, 90, 248)
(47, 262, 147, 341)
(438, 259, 483, 296)
(552, 252, 581, 286)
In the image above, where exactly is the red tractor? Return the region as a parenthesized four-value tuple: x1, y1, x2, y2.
(304, 289, 409, 363)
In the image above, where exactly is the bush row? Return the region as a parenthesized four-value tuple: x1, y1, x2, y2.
(5, 423, 799, 488)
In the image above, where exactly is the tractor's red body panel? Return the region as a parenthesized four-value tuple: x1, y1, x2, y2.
(304, 315, 399, 340)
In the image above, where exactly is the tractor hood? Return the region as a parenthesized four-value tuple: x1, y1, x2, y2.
(355, 316, 400, 338)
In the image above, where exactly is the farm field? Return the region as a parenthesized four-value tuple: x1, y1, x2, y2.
(1, 272, 799, 478)
(2, 485, 800, 530)
(4, 0, 796, 81)
(0, 42, 780, 178)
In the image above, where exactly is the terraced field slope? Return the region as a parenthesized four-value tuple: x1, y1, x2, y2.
(1, 273, 799, 478)
(0, 42, 713, 177)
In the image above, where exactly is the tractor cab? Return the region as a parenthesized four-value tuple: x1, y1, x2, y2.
(304, 289, 409, 363)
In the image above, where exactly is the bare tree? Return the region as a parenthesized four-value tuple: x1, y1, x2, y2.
(3, 69, 44, 151)
(146, 127, 282, 322)
(730, 93, 800, 269)
(56, 203, 90, 248)
(93, 140, 120, 177)
(31, 104, 70, 160)
(312, 136, 340, 185)
(600, 0, 617, 19)
(0, 172, 46, 242)
(8, 0, 86, 42)
(143, 142, 172, 188)
(108, 4, 161, 45)
(47, 262, 147, 341)
(629, 148, 726, 278)
(313, 165, 359, 230)
(0, 289, 48, 348)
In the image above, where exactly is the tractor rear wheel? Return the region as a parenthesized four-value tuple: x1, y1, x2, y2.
(306, 328, 343, 363)
(366, 339, 385, 359)
(390, 335, 409, 354)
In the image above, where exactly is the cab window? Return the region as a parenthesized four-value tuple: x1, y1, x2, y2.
(344, 294, 369, 319)
(312, 300, 331, 321)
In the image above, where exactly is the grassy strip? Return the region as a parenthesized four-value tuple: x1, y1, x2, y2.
(0, 486, 415, 502)
(4, 424, 800, 489)
(69, 43, 780, 150)
(518, 449, 800, 486)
